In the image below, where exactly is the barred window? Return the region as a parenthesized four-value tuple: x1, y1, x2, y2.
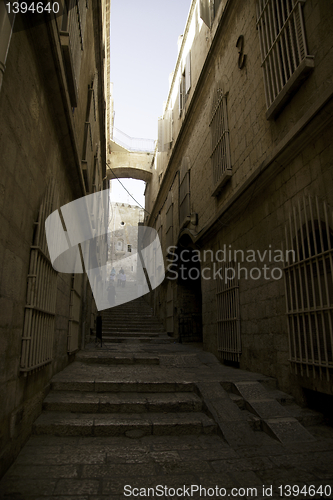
(179, 157, 190, 228)
(216, 261, 241, 362)
(165, 191, 173, 253)
(20, 181, 58, 374)
(256, 0, 314, 120)
(210, 87, 232, 197)
(155, 214, 164, 280)
(284, 196, 333, 381)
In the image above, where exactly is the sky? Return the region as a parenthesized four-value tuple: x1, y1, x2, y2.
(110, 0, 192, 141)
(111, 178, 146, 206)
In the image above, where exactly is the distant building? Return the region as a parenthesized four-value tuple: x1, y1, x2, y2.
(0, 0, 110, 477)
(145, 0, 333, 405)
(108, 202, 144, 281)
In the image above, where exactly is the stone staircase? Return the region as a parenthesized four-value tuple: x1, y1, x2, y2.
(33, 296, 218, 438)
(97, 294, 170, 344)
(32, 295, 322, 445)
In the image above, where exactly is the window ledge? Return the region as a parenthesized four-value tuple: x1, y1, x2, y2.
(212, 169, 232, 197)
(266, 57, 315, 121)
(81, 160, 89, 191)
(60, 31, 78, 108)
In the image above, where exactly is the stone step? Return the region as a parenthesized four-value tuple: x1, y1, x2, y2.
(51, 380, 196, 393)
(102, 327, 164, 333)
(33, 411, 217, 437)
(102, 321, 163, 332)
(100, 336, 168, 344)
(75, 352, 160, 365)
(43, 391, 203, 413)
(101, 315, 157, 320)
(101, 330, 161, 336)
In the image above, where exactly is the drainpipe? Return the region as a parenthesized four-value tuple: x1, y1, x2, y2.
(0, 3, 15, 92)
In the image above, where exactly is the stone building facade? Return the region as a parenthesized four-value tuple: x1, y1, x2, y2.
(108, 201, 144, 281)
(0, 0, 110, 477)
(145, 0, 333, 405)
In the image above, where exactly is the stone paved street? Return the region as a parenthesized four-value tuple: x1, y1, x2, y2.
(1, 299, 333, 499)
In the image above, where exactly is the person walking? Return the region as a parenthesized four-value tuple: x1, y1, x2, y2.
(121, 272, 127, 288)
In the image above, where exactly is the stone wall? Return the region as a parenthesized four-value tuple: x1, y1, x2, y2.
(145, 0, 333, 403)
(0, 1, 109, 478)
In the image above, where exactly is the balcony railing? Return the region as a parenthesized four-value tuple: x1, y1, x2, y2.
(112, 127, 155, 153)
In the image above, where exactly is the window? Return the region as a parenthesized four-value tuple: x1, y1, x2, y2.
(179, 52, 191, 116)
(155, 214, 164, 278)
(256, 0, 314, 120)
(199, 0, 222, 27)
(165, 191, 173, 253)
(216, 261, 241, 362)
(60, 0, 88, 107)
(158, 109, 172, 152)
(210, 85, 232, 197)
(179, 157, 190, 228)
(127, 244, 132, 253)
(20, 180, 58, 373)
(284, 195, 333, 380)
(116, 240, 123, 251)
(166, 281, 174, 334)
(82, 74, 97, 191)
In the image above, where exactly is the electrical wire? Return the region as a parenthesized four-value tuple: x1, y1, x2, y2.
(105, 160, 151, 216)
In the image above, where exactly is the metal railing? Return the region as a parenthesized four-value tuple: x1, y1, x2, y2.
(112, 127, 155, 153)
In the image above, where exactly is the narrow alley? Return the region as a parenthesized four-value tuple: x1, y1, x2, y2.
(1, 296, 332, 499)
(1, 0, 333, 498)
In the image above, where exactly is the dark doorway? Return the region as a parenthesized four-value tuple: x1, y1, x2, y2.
(175, 239, 203, 343)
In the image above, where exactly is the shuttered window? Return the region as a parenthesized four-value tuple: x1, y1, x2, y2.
(284, 196, 333, 381)
(210, 87, 232, 196)
(256, 0, 314, 119)
(179, 157, 190, 228)
(199, 0, 222, 27)
(179, 52, 191, 116)
(158, 109, 172, 152)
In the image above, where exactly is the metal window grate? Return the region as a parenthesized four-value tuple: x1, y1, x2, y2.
(179, 157, 190, 227)
(256, 0, 312, 111)
(166, 191, 173, 251)
(216, 262, 241, 362)
(210, 89, 231, 187)
(68, 273, 83, 354)
(166, 281, 174, 334)
(284, 196, 333, 381)
(20, 181, 58, 374)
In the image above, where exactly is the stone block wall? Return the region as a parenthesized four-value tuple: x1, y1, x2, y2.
(146, 0, 333, 403)
(0, 1, 108, 478)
